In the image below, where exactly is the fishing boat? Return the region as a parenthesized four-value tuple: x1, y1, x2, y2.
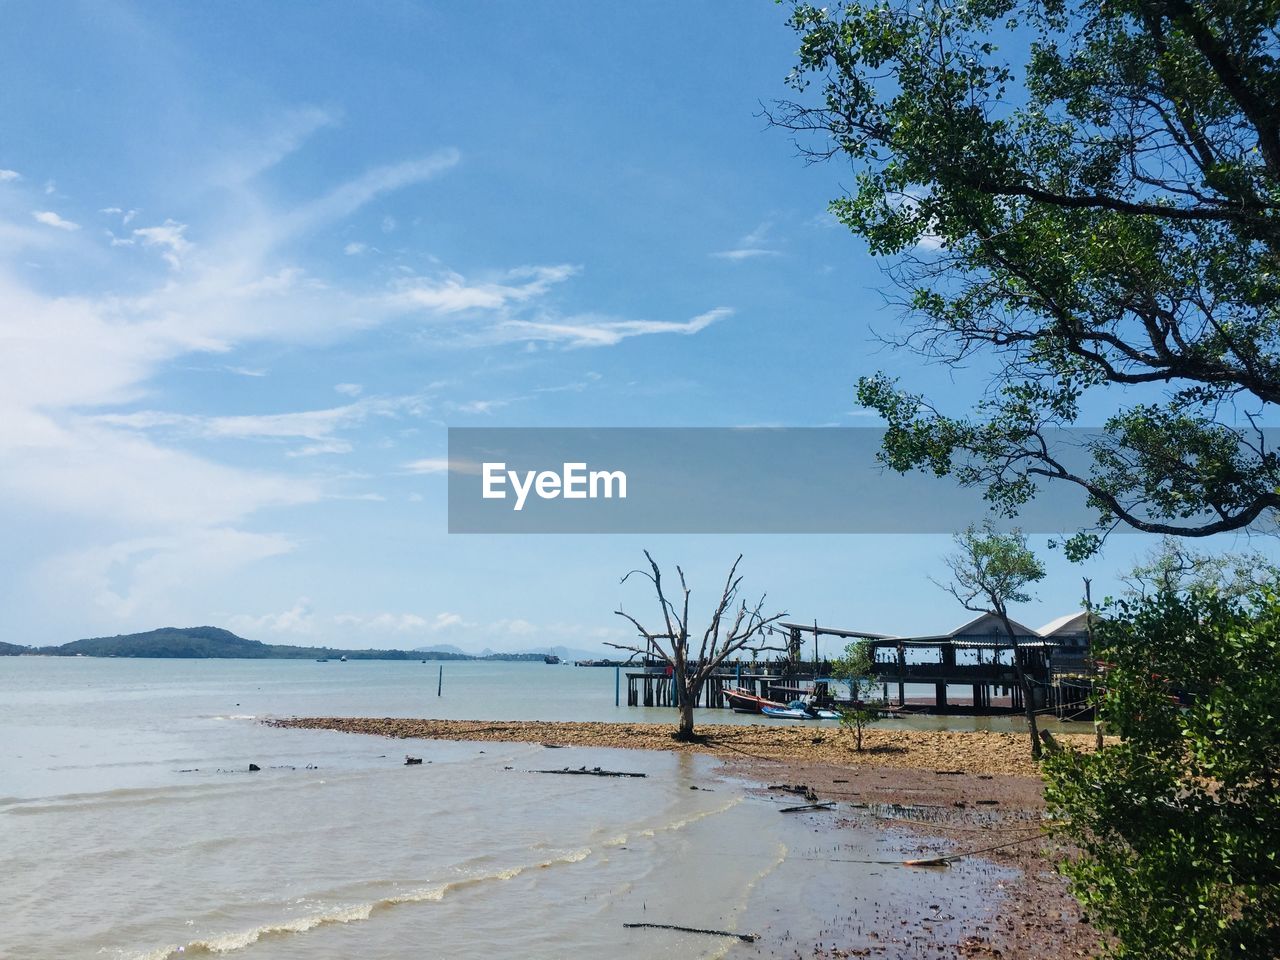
(723, 687, 786, 714)
(761, 700, 842, 720)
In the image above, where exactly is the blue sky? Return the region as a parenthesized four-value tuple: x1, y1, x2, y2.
(0, 1, 1266, 651)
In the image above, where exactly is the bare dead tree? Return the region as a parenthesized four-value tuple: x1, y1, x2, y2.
(608, 551, 787, 741)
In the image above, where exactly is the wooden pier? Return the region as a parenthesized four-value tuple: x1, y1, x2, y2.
(618, 612, 1096, 719)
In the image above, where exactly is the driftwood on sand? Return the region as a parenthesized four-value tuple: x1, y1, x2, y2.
(623, 922, 758, 942)
(532, 766, 647, 778)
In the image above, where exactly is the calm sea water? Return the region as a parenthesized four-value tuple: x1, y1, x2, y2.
(1, 658, 1021, 959)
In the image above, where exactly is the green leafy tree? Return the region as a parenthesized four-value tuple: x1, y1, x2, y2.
(1043, 585, 1280, 958)
(772, 1, 1280, 552)
(831, 638, 883, 751)
(941, 523, 1047, 758)
(1122, 535, 1280, 600)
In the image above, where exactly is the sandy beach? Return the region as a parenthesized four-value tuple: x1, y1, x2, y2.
(269, 717, 1100, 958)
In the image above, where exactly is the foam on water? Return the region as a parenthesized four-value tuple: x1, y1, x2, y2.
(131, 847, 598, 960)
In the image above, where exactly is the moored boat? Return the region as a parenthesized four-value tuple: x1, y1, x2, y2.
(761, 700, 841, 720)
(723, 687, 786, 713)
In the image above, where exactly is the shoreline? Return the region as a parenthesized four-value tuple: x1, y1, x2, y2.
(268, 717, 1099, 958)
(265, 717, 1097, 778)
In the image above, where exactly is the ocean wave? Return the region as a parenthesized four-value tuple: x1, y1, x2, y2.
(129, 847, 595, 959)
(2, 774, 348, 816)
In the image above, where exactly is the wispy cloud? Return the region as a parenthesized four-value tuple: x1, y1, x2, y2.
(32, 210, 80, 231)
(95, 394, 431, 452)
(280, 150, 460, 238)
(493, 307, 730, 348)
(132, 219, 191, 269)
(713, 222, 779, 261)
(402, 456, 483, 476)
(450, 397, 511, 415)
(0, 169, 20, 183)
(392, 264, 578, 314)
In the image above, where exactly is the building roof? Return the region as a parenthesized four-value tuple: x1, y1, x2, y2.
(777, 622, 898, 641)
(1038, 611, 1089, 636)
(787, 611, 1088, 649)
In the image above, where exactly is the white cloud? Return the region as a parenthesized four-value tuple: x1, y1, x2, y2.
(334, 382, 363, 396)
(713, 247, 778, 261)
(132, 219, 191, 269)
(392, 264, 578, 314)
(452, 397, 510, 415)
(32, 210, 80, 231)
(288, 439, 354, 457)
(343, 241, 366, 255)
(228, 598, 316, 636)
(713, 222, 779, 260)
(403, 457, 449, 474)
(96, 394, 430, 451)
(0, 169, 20, 182)
(47, 529, 296, 622)
(213, 105, 339, 187)
(402, 456, 483, 476)
(280, 151, 459, 238)
(493, 306, 730, 348)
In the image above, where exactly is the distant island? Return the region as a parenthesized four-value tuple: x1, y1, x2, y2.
(0, 626, 561, 661)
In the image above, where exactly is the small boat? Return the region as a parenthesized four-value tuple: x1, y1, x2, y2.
(723, 687, 786, 713)
(316, 658, 328, 662)
(761, 700, 842, 721)
(544, 654, 561, 664)
(339, 655, 348, 662)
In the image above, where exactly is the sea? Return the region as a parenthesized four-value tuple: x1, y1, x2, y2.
(1, 657, 1033, 960)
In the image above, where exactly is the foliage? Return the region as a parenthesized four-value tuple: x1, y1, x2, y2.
(831, 639, 883, 750)
(942, 523, 1047, 610)
(610, 552, 787, 741)
(773, 0, 1280, 551)
(942, 523, 1047, 757)
(1043, 587, 1280, 958)
(1122, 535, 1280, 600)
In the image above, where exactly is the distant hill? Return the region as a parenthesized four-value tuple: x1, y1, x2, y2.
(44, 627, 473, 661)
(27, 626, 612, 661)
(415, 643, 467, 656)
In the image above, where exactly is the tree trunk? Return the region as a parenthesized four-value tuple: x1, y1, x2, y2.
(1012, 645, 1041, 760)
(995, 607, 1041, 760)
(676, 695, 696, 741)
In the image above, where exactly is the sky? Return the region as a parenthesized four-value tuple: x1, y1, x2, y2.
(1, 1, 1270, 652)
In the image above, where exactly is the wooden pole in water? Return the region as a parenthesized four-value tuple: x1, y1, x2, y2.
(615, 665, 620, 707)
(813, 620, 819, 686)
(437, 664, 443, 697)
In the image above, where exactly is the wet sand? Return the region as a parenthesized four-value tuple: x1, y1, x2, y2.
(268, 717, 1100, 958)
(266, 717, 1098, 777)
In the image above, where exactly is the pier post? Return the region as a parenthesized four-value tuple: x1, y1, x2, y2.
(615, 666, 620, 707)
(437, 665, 443, 697)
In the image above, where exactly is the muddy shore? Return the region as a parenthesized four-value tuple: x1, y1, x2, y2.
(267, 717, 1099, 958)
(266, 717, 1098, 777)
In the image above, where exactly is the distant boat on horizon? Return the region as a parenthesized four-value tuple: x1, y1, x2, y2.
(543, 654, 561, 664)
